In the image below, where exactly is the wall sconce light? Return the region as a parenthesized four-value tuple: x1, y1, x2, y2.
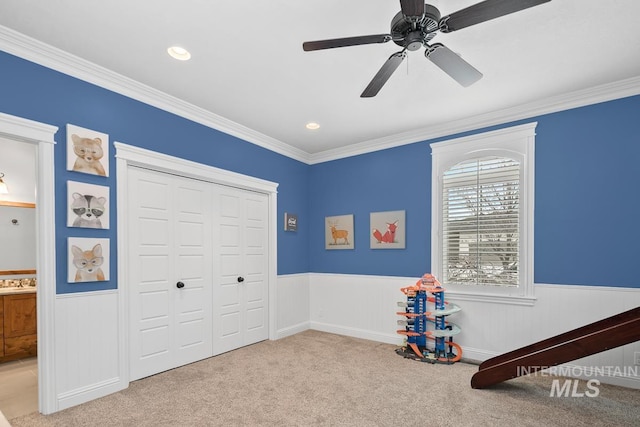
(0, 173, 8, 194)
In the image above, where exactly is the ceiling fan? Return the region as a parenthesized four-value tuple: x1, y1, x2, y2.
(302, 0, 551, 97)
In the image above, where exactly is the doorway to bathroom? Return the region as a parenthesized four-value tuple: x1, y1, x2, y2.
(0, 112, 57, 417)
(0, 136, 38, 420)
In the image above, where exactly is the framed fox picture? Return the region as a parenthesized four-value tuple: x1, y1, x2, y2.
(67, 237, 110, 283)
(370, 210, 406, 249)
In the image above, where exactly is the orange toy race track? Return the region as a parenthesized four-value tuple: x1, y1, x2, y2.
(396, 274, 463, 364)
(471, 306, 640, 389)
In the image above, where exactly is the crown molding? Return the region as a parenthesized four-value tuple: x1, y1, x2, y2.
(308, 76, 640, 164)
(0, 25, 311, 164)
(1, 25, 638, 166)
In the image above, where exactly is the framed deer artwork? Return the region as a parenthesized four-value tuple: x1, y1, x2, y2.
(370, 210, 405, 249)
(325, 214, 354, 250)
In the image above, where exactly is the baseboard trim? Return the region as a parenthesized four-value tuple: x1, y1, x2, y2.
(276, 322, 310, 339)
(310, 321, 403, 345)
(57, 376, 127, 411)
(459, 346, 500, 363)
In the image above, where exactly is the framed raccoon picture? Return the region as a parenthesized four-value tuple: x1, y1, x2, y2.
(67, 237, 110, 283)
(67, 181, 110, 229)
(66, 123, 109, 177)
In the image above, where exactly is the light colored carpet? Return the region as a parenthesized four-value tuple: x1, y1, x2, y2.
(10, 330, 640, 426)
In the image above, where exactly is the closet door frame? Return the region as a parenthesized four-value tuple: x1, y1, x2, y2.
(115, 142, 278, 382)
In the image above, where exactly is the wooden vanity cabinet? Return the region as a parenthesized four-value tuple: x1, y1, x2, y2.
(0, 293, 37, 362)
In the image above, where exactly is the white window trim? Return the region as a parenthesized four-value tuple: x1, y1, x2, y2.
(431, 122, 537, 306)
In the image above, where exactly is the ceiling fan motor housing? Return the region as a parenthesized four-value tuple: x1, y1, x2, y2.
(391, 4, 441, 50)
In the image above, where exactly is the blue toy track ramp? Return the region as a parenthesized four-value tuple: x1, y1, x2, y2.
(471, 306, 640, 389)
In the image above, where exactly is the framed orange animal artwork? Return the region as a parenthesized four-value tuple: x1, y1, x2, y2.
(370, 210, 406, 249)
(66, 124, 109, 177)
(325, 214, 354, 250)
(67, 237, 110, 283)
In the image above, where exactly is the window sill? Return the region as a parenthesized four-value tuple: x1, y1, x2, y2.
(444, 289, 537, 306)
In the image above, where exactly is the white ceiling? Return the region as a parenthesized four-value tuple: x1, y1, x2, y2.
(0, 1, 639, 163)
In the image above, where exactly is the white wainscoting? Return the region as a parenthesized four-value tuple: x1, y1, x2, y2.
(54, 290, 127, 410)
(52, 276, 308, 412)
(276, 274, 310, 339)
(309, 273, 405, 345)
(306, 273, 640, 389)
(49, 274, 639, 412)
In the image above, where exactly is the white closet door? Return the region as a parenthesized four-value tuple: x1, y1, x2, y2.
(173, 177, 213, 367)
(129, 167, 213, 380)
(212, 185, 269, 354)
(242, 191, 270, 345)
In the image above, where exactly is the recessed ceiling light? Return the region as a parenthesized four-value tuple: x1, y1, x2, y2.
(167, 46, 191, 61)
(306, 122, 320, 130)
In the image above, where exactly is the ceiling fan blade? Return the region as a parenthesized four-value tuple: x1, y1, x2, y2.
(303, 34, 391, 51)
(361, 51, 407, 98)
(425, 43, 483, 87)
(400, 0, 425, 20)
(439, 0, 551, 33)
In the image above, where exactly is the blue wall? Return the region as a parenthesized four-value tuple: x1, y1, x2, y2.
(0, 51, 310, 293)
(309, 143, 432, 277)
(309, 96, 640, 288)
(2, 49, 638, 291)
(534, 97, 640, 287)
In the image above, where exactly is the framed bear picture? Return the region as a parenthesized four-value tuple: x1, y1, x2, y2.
(67, 237, 110, 283)
(66, 124, 109, 177)
(67, 181, 110, 229)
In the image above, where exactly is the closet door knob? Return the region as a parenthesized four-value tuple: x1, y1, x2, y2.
(176, 281, 185, 289)
(237, 276, 244, 283)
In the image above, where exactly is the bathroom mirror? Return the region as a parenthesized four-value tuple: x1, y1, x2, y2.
(0, 201, 36, 275)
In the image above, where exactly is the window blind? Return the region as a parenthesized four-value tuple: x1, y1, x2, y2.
(442, 156, 520, 286)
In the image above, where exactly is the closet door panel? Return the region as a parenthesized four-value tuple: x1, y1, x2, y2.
(129, 168, 213, 379)
(129, 169, 174, 380)
(173, 177, 213, 366)
(242, 192, 269, 344)
(213, 188, 243, 353)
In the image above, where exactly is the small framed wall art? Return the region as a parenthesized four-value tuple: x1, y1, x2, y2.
(284, 213, 298, 231)
(67, 180, 110, 229)
(370, 210, 406, 249)
(66, 124, 109, 177)
(67, 237, 110, 283)
(325, 214, 354, 250)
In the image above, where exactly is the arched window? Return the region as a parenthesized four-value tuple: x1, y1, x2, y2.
(431, 123, 536, 305)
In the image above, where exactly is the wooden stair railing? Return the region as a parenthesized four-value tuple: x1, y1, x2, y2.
(471, 306, 640, 389)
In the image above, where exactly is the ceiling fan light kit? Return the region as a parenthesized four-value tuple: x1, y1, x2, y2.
(302, 0, 551, 97)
